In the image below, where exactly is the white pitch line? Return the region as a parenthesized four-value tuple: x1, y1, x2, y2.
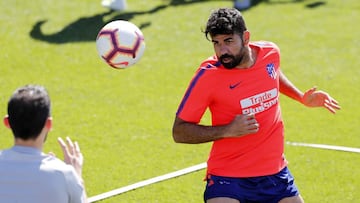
(88, 162, 207, 203)
(286, 141, 360, 153)
(88, 142, 359, 202)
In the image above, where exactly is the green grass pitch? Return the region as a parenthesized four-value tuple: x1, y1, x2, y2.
(0, 0, 359, 202)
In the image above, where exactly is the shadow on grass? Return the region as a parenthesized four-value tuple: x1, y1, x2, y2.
(239, 0, 326, 11)
(29, 0, 227, 44)
(29, 5, 167, 44)
(29, 0, 326, 44)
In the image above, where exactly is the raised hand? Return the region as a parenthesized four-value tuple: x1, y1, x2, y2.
(58, 137, 84, 177)
(302, 87, 341, 114)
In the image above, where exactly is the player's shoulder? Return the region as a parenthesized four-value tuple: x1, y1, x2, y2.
(42, 156, 82, 180)
(199, 55, 222, 70)
(42, 155, 74, 172)
(251, 41, 280, 52)
(189, 56, 223, 84)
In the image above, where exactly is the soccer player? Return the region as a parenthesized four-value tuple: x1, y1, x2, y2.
(172, 8, 340, 203)
(0, 85, 88, 203)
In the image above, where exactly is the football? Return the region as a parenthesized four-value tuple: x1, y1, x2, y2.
(96, 20, 145, 69)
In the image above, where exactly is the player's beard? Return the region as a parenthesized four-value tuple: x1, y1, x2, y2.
(219, 46, 246, 69)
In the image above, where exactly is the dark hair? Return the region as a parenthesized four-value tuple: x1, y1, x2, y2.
(7, 85, 51, 140)
(204, 8, 247, 40)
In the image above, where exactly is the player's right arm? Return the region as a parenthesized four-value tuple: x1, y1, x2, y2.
(172, 114, 259, 144)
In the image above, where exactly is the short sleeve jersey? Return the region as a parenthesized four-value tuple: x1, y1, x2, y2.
(0, 146, 86, 203)
(176, 41, 287, 177)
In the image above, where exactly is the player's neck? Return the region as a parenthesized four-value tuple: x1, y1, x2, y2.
(236, 46, 257, 69)
(15, 139, 43, 150)
(14, 132, 47, 150)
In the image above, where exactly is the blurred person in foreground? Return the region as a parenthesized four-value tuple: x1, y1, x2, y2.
(0, 84, 88, 203)
(172, 8, 340, 203)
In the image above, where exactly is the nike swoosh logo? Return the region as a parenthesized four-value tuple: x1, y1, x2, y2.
(229, 82, 241, 89)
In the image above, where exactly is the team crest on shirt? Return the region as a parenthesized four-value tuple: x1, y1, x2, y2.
(266, 63, 277, 79)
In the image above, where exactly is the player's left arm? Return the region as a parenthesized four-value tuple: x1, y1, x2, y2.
(279, 70, 341, 114)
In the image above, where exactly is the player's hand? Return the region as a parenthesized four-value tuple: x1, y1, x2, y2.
(58, 137, 84, 177)
(302, 87, 341, 114)
(225, 113, 259, 137)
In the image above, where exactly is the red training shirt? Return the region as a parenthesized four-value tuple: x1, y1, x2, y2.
(176, 41, 287, 177)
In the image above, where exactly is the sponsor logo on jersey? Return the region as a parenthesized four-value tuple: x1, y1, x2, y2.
(240, 88, 278, 114)
(229, 81, 241, 89)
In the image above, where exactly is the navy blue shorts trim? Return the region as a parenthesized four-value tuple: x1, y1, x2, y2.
(204, 167, 300, 203)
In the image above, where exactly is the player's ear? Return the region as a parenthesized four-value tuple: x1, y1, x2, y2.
(3, 115, 10, 129)
(45, 117, 53, 131)
(242, 31, 250, 45)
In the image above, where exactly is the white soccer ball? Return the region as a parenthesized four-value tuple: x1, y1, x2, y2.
(96, 20, 145, 69)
